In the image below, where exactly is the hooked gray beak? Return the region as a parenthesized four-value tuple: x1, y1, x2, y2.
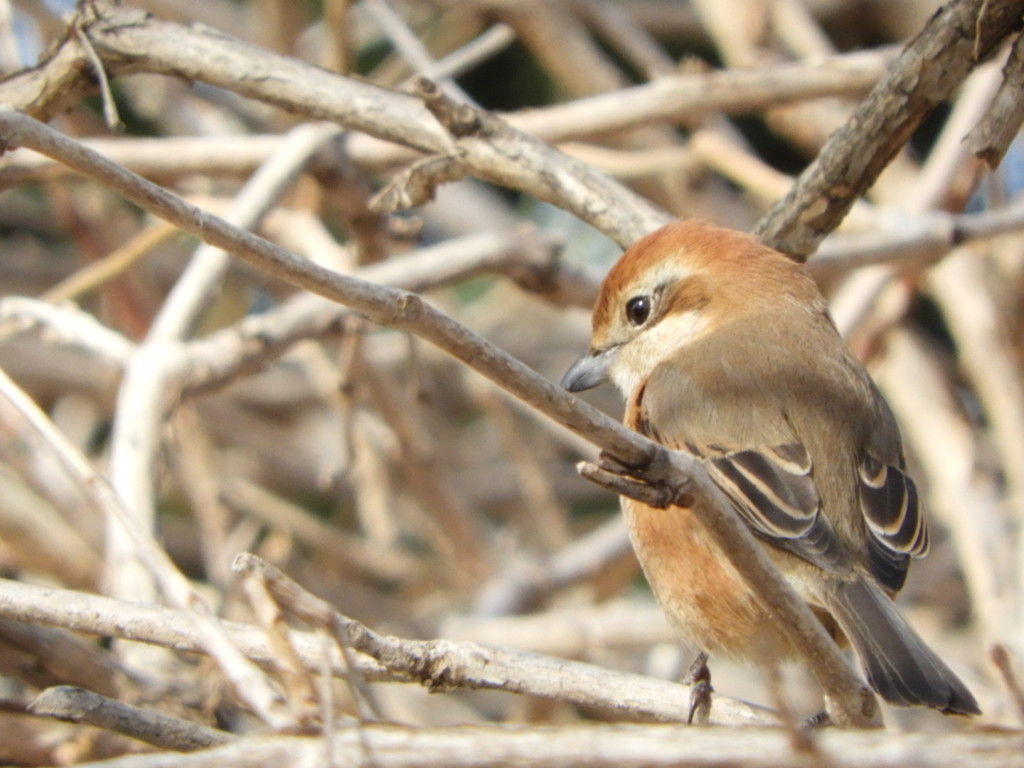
(561, 348, 614, 392)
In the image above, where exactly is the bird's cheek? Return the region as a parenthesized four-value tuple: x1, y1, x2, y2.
(608, 355, 643, 399)
(610, 336, 664, 399)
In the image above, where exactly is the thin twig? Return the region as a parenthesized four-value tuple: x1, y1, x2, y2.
(30, 686, 235, 751)
(72, 18, 121, 130)
(990, 644, 1024, 727)
(966, 32, 1024, 168)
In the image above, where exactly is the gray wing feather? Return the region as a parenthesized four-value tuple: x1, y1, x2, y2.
(704, 443, 847, 572)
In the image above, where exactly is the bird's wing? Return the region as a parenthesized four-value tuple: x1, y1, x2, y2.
(705, 442, 927, 592)
(858, 445, 928, 591)
(632, 360, 877, 578)
(694, 435, 849, 574)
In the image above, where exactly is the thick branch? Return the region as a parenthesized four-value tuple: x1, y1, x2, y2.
(0, 48, 895, 188)
(16, 4, 665, 247)
(29, 722, 1024, 768)
(754, 0, 1024, 258)
(0, 577, 770, 726)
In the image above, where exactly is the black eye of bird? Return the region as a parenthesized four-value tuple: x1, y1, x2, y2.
(625, 295, 651, 326)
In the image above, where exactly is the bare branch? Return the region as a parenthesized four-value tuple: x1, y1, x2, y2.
(0, 575, 773, 726)
(966, 32, 1024, 168)
(30, 686, 235, 751)
(21, 721, 1024, 768)
(754, 0, 1024, 258)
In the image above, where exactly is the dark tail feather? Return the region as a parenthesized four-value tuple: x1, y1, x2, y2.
(824, 578, 980, 715)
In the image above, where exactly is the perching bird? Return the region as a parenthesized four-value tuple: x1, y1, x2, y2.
(561, 219, 979, 717)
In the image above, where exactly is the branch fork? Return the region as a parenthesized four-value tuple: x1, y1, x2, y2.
(371, 76, 513, 212)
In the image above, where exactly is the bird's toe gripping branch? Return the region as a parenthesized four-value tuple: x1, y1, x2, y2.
(577, 448, 696, 510)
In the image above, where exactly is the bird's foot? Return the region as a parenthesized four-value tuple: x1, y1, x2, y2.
(683, 651, 713, 724)
(804, 711, 832, 728)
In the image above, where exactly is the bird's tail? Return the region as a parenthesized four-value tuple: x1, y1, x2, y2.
(824, 578, 979, 715)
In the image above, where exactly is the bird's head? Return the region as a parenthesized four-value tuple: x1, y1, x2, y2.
(561, 219, 816, 397)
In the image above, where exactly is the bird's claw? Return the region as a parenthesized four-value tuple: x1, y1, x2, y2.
(804, 711, 832, 728)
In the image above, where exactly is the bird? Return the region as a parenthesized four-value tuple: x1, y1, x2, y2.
(561, 219, 979, 717)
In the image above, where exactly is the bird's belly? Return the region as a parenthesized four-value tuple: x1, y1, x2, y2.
(623, 498, 794, 661)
